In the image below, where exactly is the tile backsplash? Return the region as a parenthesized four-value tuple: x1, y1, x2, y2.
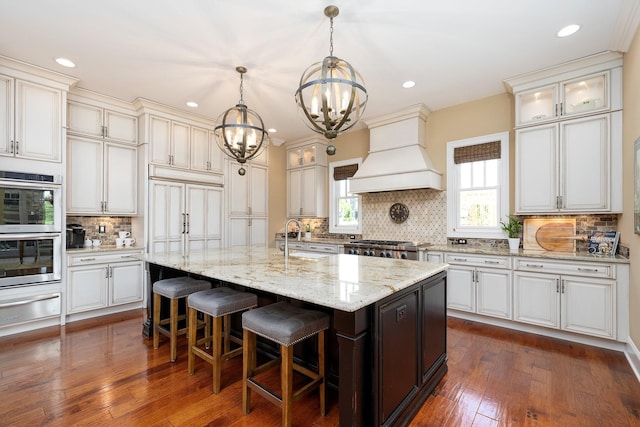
(67, 216, 132, 245)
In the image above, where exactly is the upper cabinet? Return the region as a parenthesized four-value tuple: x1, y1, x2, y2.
(286, 137, 328, 218)
(190, 126, 224, 175)
(148, 115, 190, 169)
(506, 52, 622, 129)
(506, 52, 623, 215)
(67, 100, 137, 144)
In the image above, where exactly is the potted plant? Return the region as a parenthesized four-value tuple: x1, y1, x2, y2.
(500, 215, 522, 251)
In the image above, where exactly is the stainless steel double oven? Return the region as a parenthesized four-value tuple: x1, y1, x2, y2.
(0, 171, 63, 288)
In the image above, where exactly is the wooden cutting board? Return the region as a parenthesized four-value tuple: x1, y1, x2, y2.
(523, 219, 577, 252)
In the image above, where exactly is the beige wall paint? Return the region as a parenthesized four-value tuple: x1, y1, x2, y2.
(623, 27, 640, 347)
(267, 142, 287, 247)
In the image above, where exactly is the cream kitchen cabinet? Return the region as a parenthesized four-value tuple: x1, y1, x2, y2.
(0, 75, 64, 162)
(67, 135, 137, 215)
(149, 180, 223, 254)
(516, 112, 622, 214)
(67, 100, 137, 144)
(190, 126, 224, 174)
(227, 160, 268, 247)
(67, 250, 143, 315)
(149, 115, 190, 168)
(513, 258, 616, 339)
(286, 138, 327, 217)
(444, 253, 512, 320)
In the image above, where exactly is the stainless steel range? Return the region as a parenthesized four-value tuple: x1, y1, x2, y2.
(343, 240, 424, 260)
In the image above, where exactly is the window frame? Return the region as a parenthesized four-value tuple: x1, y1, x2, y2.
(329, 158, 362, 235)
(446, 132, 510, 239)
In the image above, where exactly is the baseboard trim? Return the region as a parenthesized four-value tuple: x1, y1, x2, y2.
(626, 336, 640, 383)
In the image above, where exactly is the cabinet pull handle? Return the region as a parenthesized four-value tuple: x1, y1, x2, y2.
(577, 267, 599, 273)
(560, 102, 564, 115)
(104, 126, 108, 137)
(556, 278, 560, 293)
(182, 213, 186, 234)
(186, 213, 190, 234)
(451, 257, 467, 262)
(105, 267, 110, 278)
(14, 140, 19, 154)
(120, 255, 133, 258)
(9, 140, 14, 154)
(248, 206, 252, 215)
(525, 263, 544, 268)
(561, 280, 565, 294)
(484, 260, 500, 264)
(80, 257, 96, 261)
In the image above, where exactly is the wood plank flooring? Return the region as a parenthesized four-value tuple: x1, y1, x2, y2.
(1, 310, 639, 426)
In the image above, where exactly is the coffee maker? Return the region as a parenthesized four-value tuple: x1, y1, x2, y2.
(66, 223, 86, 248)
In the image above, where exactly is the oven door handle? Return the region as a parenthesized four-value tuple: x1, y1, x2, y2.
(0, 294, 59, 308)
(0, 232, 60, 240)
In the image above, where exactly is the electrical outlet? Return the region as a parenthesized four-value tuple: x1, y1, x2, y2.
(99, 225, 106, 234)
(349, 235, 356, 240)
(457, 239, 467, 244)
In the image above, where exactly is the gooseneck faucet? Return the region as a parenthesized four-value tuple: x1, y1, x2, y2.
(284, 219, 303, 258)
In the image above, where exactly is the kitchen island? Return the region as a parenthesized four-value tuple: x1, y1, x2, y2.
(140, 247, 448, 427)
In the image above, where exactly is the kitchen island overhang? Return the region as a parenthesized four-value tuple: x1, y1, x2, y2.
(139, 248, 448, 427)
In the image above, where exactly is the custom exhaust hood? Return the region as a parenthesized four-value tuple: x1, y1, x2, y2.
(349, 104, 443, 193)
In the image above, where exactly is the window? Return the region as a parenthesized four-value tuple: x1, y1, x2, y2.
(447, 132, 509, 238)
(329, 158, 362, 234)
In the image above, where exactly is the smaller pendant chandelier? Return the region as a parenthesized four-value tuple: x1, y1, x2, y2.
(215, 66, 268, 176)
(295, 5, 367, 156)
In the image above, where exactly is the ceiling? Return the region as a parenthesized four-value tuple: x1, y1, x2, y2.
(1, 0, 639, 144)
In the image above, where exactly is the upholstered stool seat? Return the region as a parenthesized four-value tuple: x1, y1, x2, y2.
(242, 301, 329, 427)
(153, 276, 211, 362)
(187, 287, 257, 393)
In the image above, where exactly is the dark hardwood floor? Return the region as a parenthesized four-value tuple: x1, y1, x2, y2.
(1, 310, 639, 426)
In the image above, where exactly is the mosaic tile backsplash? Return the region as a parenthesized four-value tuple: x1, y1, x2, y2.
(67, 216, 133, 245)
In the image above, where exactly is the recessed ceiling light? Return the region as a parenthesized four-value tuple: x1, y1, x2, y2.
(557, 24, 580, 38)
(402, 80, 416, 89)
(268, 128, 277, 133)
(55, 57, 76, 68)
(186, 101, 198, 108)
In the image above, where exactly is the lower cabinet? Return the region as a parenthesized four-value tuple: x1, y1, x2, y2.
(444, 253, 512, 320)
(513, 258, 616, 339)
(67, 250, 143, 315)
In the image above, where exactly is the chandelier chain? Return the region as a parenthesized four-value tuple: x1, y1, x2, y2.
(238, 72, 244, 104)
(329, 16, 334, 57)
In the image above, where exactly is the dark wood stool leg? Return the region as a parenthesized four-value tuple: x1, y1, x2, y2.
(318, 330, 326, 416)
(153, 293, 161, 349)
(212, 315, 223, 393)
(187, 306, 197, 374)
(282, 344, 293, 427)
(242, 328, 256, 415)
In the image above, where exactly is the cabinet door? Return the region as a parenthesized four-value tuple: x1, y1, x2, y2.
(68, 265, 108, 313)
(229, 217, 249, 247)
(301, 167, 317, 216)
(476, 268, 512, 319)
(190, 126, 210, 172)
(516, 124, 558, 213)
(149, 181, 185, 253)
(104, 142, 137, 214)
(561, 276, 615, 339)
(104, 110, 137, 144)
(250, 217, 268, 247)
(250, 164, 268, 217)
(513, 271, 559, 329)
(66, 136, 103, 214)
(67, 101, 104, 138)
(446, 265, 475, 312)
(149, 116, 171, 165)
(14, 80, 62, 161)
(562, 73, 608, 117)
(560, 115, 609, 211)
(229, 162, 250, 215)
(288, 168, 303, 217)
(110, 261, 143, 305)
(171, 121, 190, 168)
(0, 75, 13, 157)
(186, 184, 223, 250)
(208, 130, 224, 174)
(515, 84, 558, 127)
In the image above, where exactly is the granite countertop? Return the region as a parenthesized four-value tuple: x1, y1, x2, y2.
(67, 245, 143, 254)
(139, 247, 447, 312)
(422, 244, 629, 264)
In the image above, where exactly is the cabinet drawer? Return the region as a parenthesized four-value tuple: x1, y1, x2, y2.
(514, 258, 614, 279)
(444, 253, 510, 269)
(68, 250, 142, 266)
(306, 243, 339, 254)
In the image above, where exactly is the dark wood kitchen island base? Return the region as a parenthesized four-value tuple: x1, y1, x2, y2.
(144, 255, 448, 427)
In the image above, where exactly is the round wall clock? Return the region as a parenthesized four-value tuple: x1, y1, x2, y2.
(389, 203, 409, 224)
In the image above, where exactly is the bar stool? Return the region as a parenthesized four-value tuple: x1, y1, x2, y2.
(153, 276, 211, 362)
(187, 287, 258, 393)
(242, 301, 329, 427)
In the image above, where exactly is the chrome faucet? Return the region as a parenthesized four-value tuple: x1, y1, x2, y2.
(284, 219, 302, 258)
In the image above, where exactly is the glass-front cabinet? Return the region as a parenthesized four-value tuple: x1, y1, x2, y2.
(515, 72, 609, 127)
(287, 143, 323, 168)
